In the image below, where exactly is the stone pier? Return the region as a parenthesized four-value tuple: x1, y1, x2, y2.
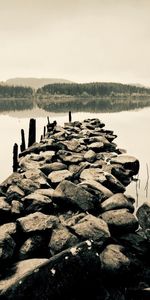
(0, 118, 149, 299)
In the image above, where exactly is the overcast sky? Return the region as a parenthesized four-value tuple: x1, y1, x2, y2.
(0, 0, 150, 85)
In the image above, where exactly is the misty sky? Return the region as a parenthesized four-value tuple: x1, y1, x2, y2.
(0, 0, 150, 85)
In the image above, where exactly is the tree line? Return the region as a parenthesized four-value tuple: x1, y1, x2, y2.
(0, 85, 33, 98)
(37, 82, 150, 97)
(1, 82, 150, 99)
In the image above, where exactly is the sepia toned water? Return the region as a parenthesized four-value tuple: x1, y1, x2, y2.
(0, 101, 150, 206)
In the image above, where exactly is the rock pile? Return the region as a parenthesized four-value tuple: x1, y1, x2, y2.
(0, 118, 149, 299)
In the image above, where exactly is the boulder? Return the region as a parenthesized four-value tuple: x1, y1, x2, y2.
(18, 235, 48, 260)
(110, 155, 139, 175)
(0, 231, 16, 266)
(100, 193, 134, 213)
(48, 170, 72, 185)
(34, 188, 54, 198)
(79, 180, 113, 200)
(49, 226, 79, 255)
(11, 200, 24, 217)
(6, 185, 25, 202)
(40, 162, 67, 175)
(0, 222, 17, 238)
(21, 192, 54, 214)
(57, 139, 80, 151)
(111, 165, 132, 186)
(52, 180, 96, 212)
(17, 212, 59, 234)
(103, 173, 126, 193)
(84, 149, 96, 163)
(80, 168, 106, 184)
(136, 202, 150, 230)
(17, 178, 40, 195)
(88, 142, 104, 152)
(68, 164, 87, 180)
(19, 154, 42, 170)
(100, 244, 130, 278)
(71, 214, 110, 247)
(24, 169, 50, 188)
(101, 209, 138, 234)
(57, 150, 84, 164)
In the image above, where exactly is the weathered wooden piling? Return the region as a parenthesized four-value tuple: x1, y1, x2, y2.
(43, 126, 46, 138)
(69, 111, 72, 122)
(28, 118, 36, 147)
(20, 129, 26, 152)
(13, 143, 18, 172)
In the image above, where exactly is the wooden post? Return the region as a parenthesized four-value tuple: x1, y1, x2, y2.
(13, 143, 18, 172)
(69, 111, 72, 122)
(20, 129, 26, 152)
(47, 116, 50, 125)
(28, 118, 36, 147)
(43, 126, 46, 138)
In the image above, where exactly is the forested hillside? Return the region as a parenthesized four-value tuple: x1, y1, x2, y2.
(0, 85, 33, 98)
(37, 82, 150, 97)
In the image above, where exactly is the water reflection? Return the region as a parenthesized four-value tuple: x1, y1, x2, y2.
(0, 97, 150, 113)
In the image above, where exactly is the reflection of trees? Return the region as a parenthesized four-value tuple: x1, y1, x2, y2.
(0, 99, 34, 111)
(37, 98, 150, 113)
(0, 97, 150, 113)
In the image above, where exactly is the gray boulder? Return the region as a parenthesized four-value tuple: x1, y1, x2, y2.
(80, 168, 106, 184)
(100, 193, 134, 213)
(57, 150, 84, 164)
(71, 214, 110, 247)
(79, 179, 113, 199)
(88, 142, 104, 152)
(110, 155, 139, 175)
(84, 149, 96, 163)
(6, 185, 25, 202)
(136, 202, 150, 230)
(24, 169, 50, 188)
(21, 192, 53, 214)
(18, 235, 48, 260)
(48, 170, 72, 185)
(0, 231, 16, 265)
(100, 244, 130, 276)
(49, 226, 79, 255)
(40, 162, 67, 175)
(11, 200, 24, 217)
(101, 209, 138, 234)
(17, 212, 59, 234)
(0, 222, 17, 238)
(17, 178, 40, 195)
(52, 180, 96, 212)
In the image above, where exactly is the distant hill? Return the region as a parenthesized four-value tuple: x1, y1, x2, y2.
(4, 78, 73, 90)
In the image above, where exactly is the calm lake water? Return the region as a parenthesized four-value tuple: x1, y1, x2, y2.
(0, 102, 150, 207)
